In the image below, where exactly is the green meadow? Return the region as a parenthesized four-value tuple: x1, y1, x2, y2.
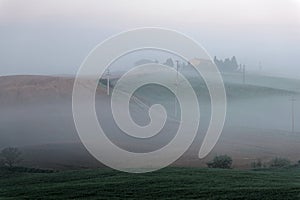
(1, 167, 300, 199)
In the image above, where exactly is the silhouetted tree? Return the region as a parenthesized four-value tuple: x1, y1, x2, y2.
(251, 159, 263, 169)
(164, 58, 174, 67)
(0, 147, 22, 168)
(207, 155, 232, 169)
(230, 56, 239, 71)
(214, 56, 240, 72)
(269, 157, 290, 168)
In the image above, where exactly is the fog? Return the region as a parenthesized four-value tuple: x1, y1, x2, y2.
(0, 0, 300, 169)
(0, 70, 299, 169)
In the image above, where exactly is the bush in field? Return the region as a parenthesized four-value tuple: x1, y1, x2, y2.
(251, 159, 263, 169)
(207, 155, 233, 169)
(269, 157, 291, 168)
(0, 147, 22, 168)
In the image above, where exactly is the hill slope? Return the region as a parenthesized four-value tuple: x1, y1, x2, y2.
(0, 75, 299, 169)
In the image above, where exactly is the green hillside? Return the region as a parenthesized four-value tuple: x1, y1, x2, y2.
(1, 167, 300, 199)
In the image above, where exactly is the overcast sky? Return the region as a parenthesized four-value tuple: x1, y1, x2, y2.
(1, 0, 300, 77)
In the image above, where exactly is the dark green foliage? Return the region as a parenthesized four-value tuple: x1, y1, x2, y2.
(207, 155, 233, 169)
(269, 157, 291, 168)
(1, 167, 300, 199)
(0, 147, 22, 168)
(251, 159, 263, 169)
(214, 56, 240, 72)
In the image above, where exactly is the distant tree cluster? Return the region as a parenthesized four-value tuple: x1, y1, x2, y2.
(207, 155, 233, 169)
(214, 56, 240, 72)
(269, 157, 291, 168)
(134, 56, 241, 73)
(251, 157, 293, 169)
(251, 159, 263, 169)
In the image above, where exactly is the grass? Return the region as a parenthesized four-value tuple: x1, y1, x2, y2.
(1, 167, 300, 199)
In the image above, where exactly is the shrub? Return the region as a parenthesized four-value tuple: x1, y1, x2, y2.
(207, 155, 233, 169)
(251, 159, 263, 169)
(0, 147, 22, 168)
(269, 157, 291, 168)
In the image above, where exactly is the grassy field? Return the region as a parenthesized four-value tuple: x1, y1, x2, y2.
(1, 167, 300, 199)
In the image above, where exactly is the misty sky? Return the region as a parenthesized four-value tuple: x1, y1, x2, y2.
(0, 0, 300, 78)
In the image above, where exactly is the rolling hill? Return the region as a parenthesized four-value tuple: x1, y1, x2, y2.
(0, 74, 299, 170)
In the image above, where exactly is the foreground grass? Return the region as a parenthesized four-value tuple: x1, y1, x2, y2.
(1, 167, 300, 199)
